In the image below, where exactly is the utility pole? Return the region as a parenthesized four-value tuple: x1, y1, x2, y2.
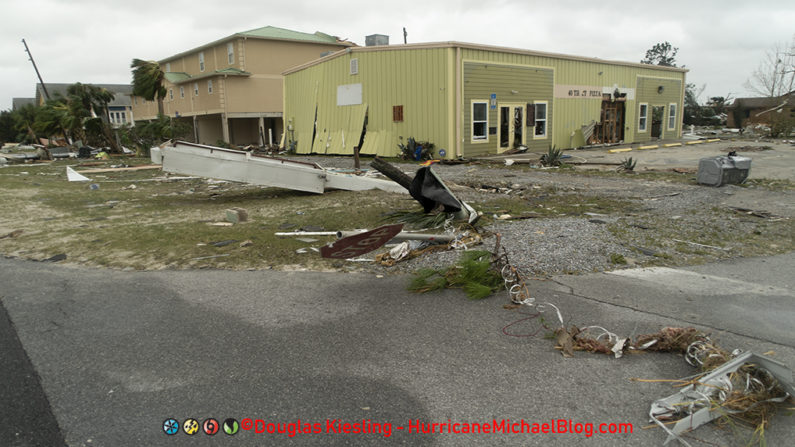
(22, 38, 50, 101)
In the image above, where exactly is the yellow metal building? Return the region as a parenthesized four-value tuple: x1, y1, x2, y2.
(283, 42, 687, 159)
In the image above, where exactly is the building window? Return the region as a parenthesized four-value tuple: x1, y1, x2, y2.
(350, 58, 358, 75)
(668, 103, 677, 130)
(120, 112, 126, 124)
(534, 101, 548, 138)
(392, 105, 403, 122)
(133, 97, 137, 105)
(227, 43, 234, 64)
(165, 62, 171, 73)
(179, 86, 185, 99)
(638, 103, 648, 132)
(169, 89, 174, 100)
(194, 82, 199, 96)
(208, 80, 213, 94)
(471, 101, 488, 141)
(199, 52, 205, 72)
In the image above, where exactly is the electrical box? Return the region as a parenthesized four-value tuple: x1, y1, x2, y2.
(697, 155, 751, 187)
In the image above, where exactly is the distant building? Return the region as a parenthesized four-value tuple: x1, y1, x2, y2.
(283, 41, 687, 159)
(130, 26, 353, 146)
(12, 97, 36, 111)
(35, 83, 134, 128)
(727, 92, 794, 128)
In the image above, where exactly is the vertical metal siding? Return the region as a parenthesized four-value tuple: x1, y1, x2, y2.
(285, 46, 685, 156)
(285, 48, 451, 157)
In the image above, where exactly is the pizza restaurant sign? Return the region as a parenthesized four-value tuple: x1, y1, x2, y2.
(554, 85, 635, 100)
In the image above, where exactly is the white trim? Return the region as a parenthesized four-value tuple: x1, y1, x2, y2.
(193, 82, 199, 96)
(179, 86, 185, 99)
(533, 101, 548, 139)
(169, 89, 174, 101)
(638, 103, 648, 132)
(667, 103, 677, 130)
(470, 100, 488, 143)
(199, 52, 205, 72)
(227, 42, 234, 65)
(208, 80, 213, 94)
(350, 58, 359, 75)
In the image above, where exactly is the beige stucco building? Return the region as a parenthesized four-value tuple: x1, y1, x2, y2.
(131, 26, 353, 146)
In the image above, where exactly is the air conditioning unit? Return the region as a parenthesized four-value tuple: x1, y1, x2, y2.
(697, 155, 751, 186)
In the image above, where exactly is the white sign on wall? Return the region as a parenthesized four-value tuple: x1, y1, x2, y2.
(337, 83, 363, 106)
(554, 85, 636, 100)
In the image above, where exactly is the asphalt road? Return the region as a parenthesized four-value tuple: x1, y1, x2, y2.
(1, 253, 794, 446)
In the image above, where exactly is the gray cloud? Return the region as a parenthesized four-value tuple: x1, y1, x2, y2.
(2, 0, 794, 110)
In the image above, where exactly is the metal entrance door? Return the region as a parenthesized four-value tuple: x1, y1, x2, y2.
(498, 104, 525, 153)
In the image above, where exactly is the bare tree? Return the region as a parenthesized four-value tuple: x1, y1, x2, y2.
(744, 37, 795, 97)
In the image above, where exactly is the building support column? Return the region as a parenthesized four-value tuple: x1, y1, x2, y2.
(222, 113, 230, 144)
(258, 116, 265, 146)
(193, 116, 199, 143)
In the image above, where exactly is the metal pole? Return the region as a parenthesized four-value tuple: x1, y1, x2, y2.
(22, 39, 50, 100)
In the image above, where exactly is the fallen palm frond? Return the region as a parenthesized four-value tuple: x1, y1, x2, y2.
(408, 250, 502, 299)
(382, 209, 453, 229)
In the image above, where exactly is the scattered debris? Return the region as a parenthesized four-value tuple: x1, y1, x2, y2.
(697, 154, 751, 186)
(210, 240, 238, 247)
(155, 141, 406, 194)
(722, 145, 772, 152)
(239, 240, 254, 247)
(729, 207, 786, 221)
(671, 238, 729, 251)
(370, 158, 478, 223)
(66, 166, 91, 182)
(649, 350, 795, 446)
(190, 254, 230, 261)
(296, 238, 318, 243)
(207, 222, 234, 227)
(89, 183, 100, 190)
(408, 250, 502, 299)
(0, 229, 23, 239)
(41, 253, 67, 262)
(77, 164, 161, 174)
(225, 208, 248, 224)
(320, 224, 404, 259)
(647, 192, 681, 199)
(122, 184, 137, 190)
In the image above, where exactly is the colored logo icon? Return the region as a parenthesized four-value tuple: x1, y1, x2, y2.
(163, 418, 179, 435)
(203, 418, 219, 436)
(223, 418, 239, 435)
(183, 418, 200, 435)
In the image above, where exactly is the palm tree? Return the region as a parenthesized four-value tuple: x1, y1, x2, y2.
(131, 59, 166, 116)
(66, 83, 120, 152)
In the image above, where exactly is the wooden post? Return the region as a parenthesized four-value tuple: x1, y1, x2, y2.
(370, 157, 413, 191)
(354, 146, 360, 171)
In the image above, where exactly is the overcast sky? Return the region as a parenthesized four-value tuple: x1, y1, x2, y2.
(2, 0, 794, 111)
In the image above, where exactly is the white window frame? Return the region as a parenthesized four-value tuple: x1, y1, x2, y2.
(179, 86, 185, 99)
(533, 101, 548, 139)
(208, 80, 213, 94)
(165, 62, 171, 73)
(169, 89, 174, 101)
(638, 103, 648, 132)
(668, 103, 677, 130)
(199, 52, 205, 72)
(471, 100, 488, 143)
(350, 58, 359, 75)
(193, 82, 199, 96)
(227, 43, 234, 65)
